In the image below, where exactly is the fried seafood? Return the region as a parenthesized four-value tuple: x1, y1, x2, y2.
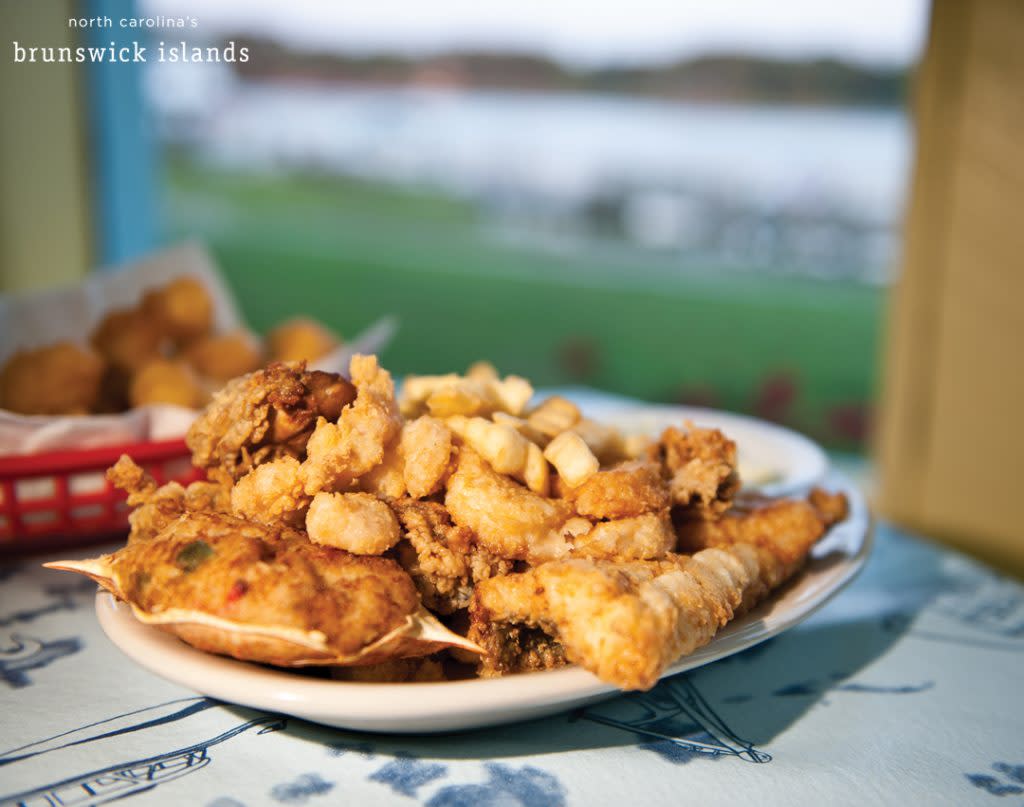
(306, 491, 401, 555)
(564, 461, 670, 520)
(45, 354, 853, 692)
(400, 416, 453, 499)
(675, 489, 851, 565)
(186, 362, 356, 483)
(470, 488, 841, 690)
(302, 355, 402, 494)
(230, 456, 310, 529)
(46, 511, 480, 666)
(651, 425, 740, 519)
(391, 498, 514, 614)
(107, 455, 230, 544)
(445, 449, 673, 564)
(0, 342, 105, 415)
(267, 317, 340, 364)
(446, 449, 574, 562)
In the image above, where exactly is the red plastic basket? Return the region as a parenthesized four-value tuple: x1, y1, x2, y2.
(0, 439, 203, 554)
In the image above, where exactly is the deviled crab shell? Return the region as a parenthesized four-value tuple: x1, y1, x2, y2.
(45, 512, 480, 667)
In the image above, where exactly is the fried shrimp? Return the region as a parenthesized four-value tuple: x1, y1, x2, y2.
(107, 455, 230, 544)
(306, 491, 401, 555)
(390, 498, 513, 614)
(47, 511, 480, 666)
(445, 449, 575, 562)
(230, 456, 310, 529)
(401, 416, 454, 499)
(302, 355, 402, 494)
(471, 501, 829, 690)
(186, 362, 355, 483)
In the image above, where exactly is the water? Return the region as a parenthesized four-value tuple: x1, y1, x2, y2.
(150, 74, 912, 280)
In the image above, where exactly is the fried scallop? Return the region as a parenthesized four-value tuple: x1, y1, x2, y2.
(46, 511, 480, 666)
(186, 362, 356, 483)
(0, 342, 105, 415)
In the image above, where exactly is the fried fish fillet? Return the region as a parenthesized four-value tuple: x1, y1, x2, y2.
(47, 511, 479, 666)
(107, 455, 230, 544)
(186, 361, 355, 483)
(470, 490, 846, 690)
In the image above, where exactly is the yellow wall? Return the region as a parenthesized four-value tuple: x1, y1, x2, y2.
(0, 1, 92, 292)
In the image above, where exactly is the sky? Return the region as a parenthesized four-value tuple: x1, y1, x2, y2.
(140, 0, 930, 67)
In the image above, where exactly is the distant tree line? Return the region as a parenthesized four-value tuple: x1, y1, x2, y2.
(231, 37, 908, 106)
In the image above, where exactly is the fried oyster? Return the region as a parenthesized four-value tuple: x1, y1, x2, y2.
(186, 361, 356, 483)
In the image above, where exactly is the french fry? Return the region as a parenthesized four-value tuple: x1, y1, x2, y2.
(528, 396, 581, 437)
(464, 417, 530, 475)
(544, 431, 599, 487)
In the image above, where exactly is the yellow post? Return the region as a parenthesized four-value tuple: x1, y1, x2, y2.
(877, 0, 1024, 576)
(0, 1, 93, 292)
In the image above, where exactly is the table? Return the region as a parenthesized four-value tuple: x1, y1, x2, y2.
(1, 500, 1022, 806)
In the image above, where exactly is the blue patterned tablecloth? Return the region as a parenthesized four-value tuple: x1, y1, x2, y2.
(2, 400, 1022, 807)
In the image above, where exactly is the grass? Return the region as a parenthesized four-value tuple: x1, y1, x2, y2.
(161, 160, 883, 448)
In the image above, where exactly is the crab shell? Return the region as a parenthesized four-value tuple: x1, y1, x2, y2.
(44, 557, 482, 667)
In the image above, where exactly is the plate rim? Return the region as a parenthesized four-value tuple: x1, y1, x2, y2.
(95, 472, 871, 733)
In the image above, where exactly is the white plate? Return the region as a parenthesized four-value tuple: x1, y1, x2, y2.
(578, 401, 829, 496)
(96, 468, 870, 735)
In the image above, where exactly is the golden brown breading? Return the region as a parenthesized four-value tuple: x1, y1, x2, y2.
(140, 276, 214, 345)
(184, 330, 264, 383)
(676, 489, 848, 560)
(471, 490, 844, 689)
(651, 424, 740, 519)
(0, 342, 105, 415)
(445, 449, 575, 562)
(186, 362, 355, 483)
(266, 317, 340, 364)
(563, 461, 670, 520)
(390, 498, 514, 614)
(306, 491, 401, 555)
(91, 308, 167, 372)
(302, 355, 402, 494)
(400, 416, 454, 499)
(129, 358, 208, 409)
(472, 540, 811, 690)
(107, 455, 230, 544)
(230, 456, 310, 529)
